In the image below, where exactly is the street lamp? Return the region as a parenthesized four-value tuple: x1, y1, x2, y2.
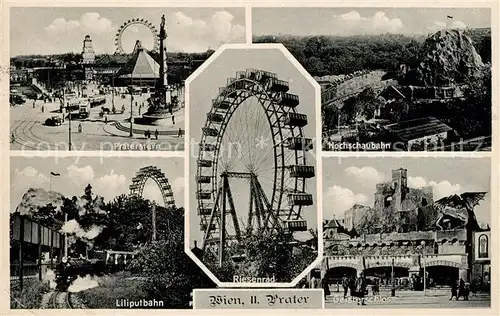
(129, 85, 133, 137)
(391, 257, 396, 296)
(421, 240, 427, 296)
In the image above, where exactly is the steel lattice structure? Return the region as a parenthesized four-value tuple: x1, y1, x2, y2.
(196, 69, 315, 266)
(114, 18, 159, 55)
(129, 166, 175, 206)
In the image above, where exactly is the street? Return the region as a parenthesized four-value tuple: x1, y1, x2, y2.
(325, 288, 491, 308)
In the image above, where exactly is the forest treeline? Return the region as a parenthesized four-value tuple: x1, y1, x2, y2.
(253, 30, 491, 77)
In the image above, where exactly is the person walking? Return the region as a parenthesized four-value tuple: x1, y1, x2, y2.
(178, 128, 183, 138)
(457, 278, 465, 300)
(342, 274, 349, 298)
(155, 129, 159, 140)
(355, 272, 367, 306)
(105, 115, 108, 125)
(78, 123, 82, 133)
(450, 278, 458, 300)
(309, 275, 317, 289)
(172, 115, 175, 125)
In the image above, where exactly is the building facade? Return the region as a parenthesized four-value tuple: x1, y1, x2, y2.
(321, 168, 487, 289)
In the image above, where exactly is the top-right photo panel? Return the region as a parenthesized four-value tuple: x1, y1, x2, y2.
(253, 8, 492, 152)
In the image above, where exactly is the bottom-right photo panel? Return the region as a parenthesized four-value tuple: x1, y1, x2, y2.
(319, 157, 491, 308)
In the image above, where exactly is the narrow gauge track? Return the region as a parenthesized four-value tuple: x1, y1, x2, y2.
(49, 291, 72, 309)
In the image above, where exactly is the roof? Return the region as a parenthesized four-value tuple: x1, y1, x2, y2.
(324, 219, 342, 229)
(384, 117, 453, 142)
(116, 41, 160, 79)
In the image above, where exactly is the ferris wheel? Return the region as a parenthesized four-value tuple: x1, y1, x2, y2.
(129, 166, 175, 207)
(196, 69, 315, 266)
(114, 18, 159, 55)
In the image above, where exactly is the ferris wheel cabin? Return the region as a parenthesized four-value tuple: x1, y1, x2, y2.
(289, 165, 315, 178)
(285, 112, 308, 127)
(277, 93, 300, 108)
(284, 219, 308, 232)
(286, 137, 313, 151)
(287, 193, 314, 206)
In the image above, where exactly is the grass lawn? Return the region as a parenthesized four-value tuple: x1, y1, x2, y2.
(10, 278, 51, 309)
(77, 272, 149, 309)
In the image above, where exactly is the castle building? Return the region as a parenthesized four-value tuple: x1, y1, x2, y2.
(321, 168, 488, 291)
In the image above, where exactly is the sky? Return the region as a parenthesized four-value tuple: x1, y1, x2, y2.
(252, 7, 491, 37)
(10, 7, 245, 56)
(187, 48, 318, 245)
(322, 157, 491, 228)
(10, 156, 184, 210)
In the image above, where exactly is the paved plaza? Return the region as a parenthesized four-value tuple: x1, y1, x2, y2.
(325, 288, 490, 308)
(10, 87, 185, 151)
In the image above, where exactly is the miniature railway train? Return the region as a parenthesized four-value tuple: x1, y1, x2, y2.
(55, 250, 136, 291)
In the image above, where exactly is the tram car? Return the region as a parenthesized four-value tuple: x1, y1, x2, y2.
(88, 95, 106, 108)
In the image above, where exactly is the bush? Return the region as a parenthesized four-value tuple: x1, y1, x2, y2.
(10, 278, 51, 309)
(77, 273, 147, 309)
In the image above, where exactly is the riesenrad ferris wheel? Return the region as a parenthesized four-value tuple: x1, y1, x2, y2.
(114, 18, 159, 54)
(196, 69, 315, 266)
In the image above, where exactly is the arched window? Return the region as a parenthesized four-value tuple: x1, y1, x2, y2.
(478, 234, 489, 258)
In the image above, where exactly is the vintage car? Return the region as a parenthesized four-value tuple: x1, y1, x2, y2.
(45, 116, 63, 126)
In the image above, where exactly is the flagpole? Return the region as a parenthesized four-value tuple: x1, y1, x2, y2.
(49, 174, 52, 192)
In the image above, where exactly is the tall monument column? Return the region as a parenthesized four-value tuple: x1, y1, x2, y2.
(158, 14, 171, 107)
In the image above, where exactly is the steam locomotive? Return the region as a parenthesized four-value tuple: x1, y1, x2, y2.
(54, 250, 136, 291)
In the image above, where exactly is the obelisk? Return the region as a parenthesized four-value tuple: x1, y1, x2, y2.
(158, 14, 171, 108)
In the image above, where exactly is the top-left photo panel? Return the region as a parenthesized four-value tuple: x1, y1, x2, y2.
(8, 7, 246, 152)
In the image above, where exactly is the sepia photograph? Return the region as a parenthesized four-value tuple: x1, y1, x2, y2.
(317, 157, 491, 307)
(9, 156, 218, 309)
(9, 7, 245, 151)
(186, 47, 320, 285)
(253, 8, 492, 151)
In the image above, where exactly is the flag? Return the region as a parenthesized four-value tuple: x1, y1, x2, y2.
(447, 15, 454, 19)
(50, 172, 60, 177)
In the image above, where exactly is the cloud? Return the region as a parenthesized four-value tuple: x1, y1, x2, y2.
(324, 185, 368, 218)
(45, 12, 114, 34)
(345, 166, 387, 187)
(408, 176, 461, 200)
(67, 165, 94, 183)
(14, 166, 50, 185)
(428, 20, 467, 32)
(167, 11, 245, 52)
(331, 10, 404, 35)
(93, 170, 128, 201)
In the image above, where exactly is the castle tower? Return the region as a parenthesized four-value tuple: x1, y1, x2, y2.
(391, 168, 407, 212)
(82, 35, 95, 64)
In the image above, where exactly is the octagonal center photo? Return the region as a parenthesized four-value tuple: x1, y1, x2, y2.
(185, 45, 322, 287)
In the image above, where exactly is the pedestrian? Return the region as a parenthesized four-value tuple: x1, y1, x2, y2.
(33, 100, 35, 108)
(78, 123, 82, 133)
(450, 278, 458, 300)
(354, 272, 367, 306)
(41, 105, 44, 113)
(155, 129, 159, 140)
(147, 129, 151, 139)
(11, 133, 15, 143)
(144, 130, 148, 139)
(463, 283, 470, 301)
(342, 274, 349, 298)
(105, 115, 108, 125)
(321, 277, 330, 299)
(178, 128, 183, 138)
(172, 115, 175, 125)
(309, 275, 317, 289)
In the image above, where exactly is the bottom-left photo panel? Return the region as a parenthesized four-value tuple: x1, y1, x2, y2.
(9, 156, 213, 309)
